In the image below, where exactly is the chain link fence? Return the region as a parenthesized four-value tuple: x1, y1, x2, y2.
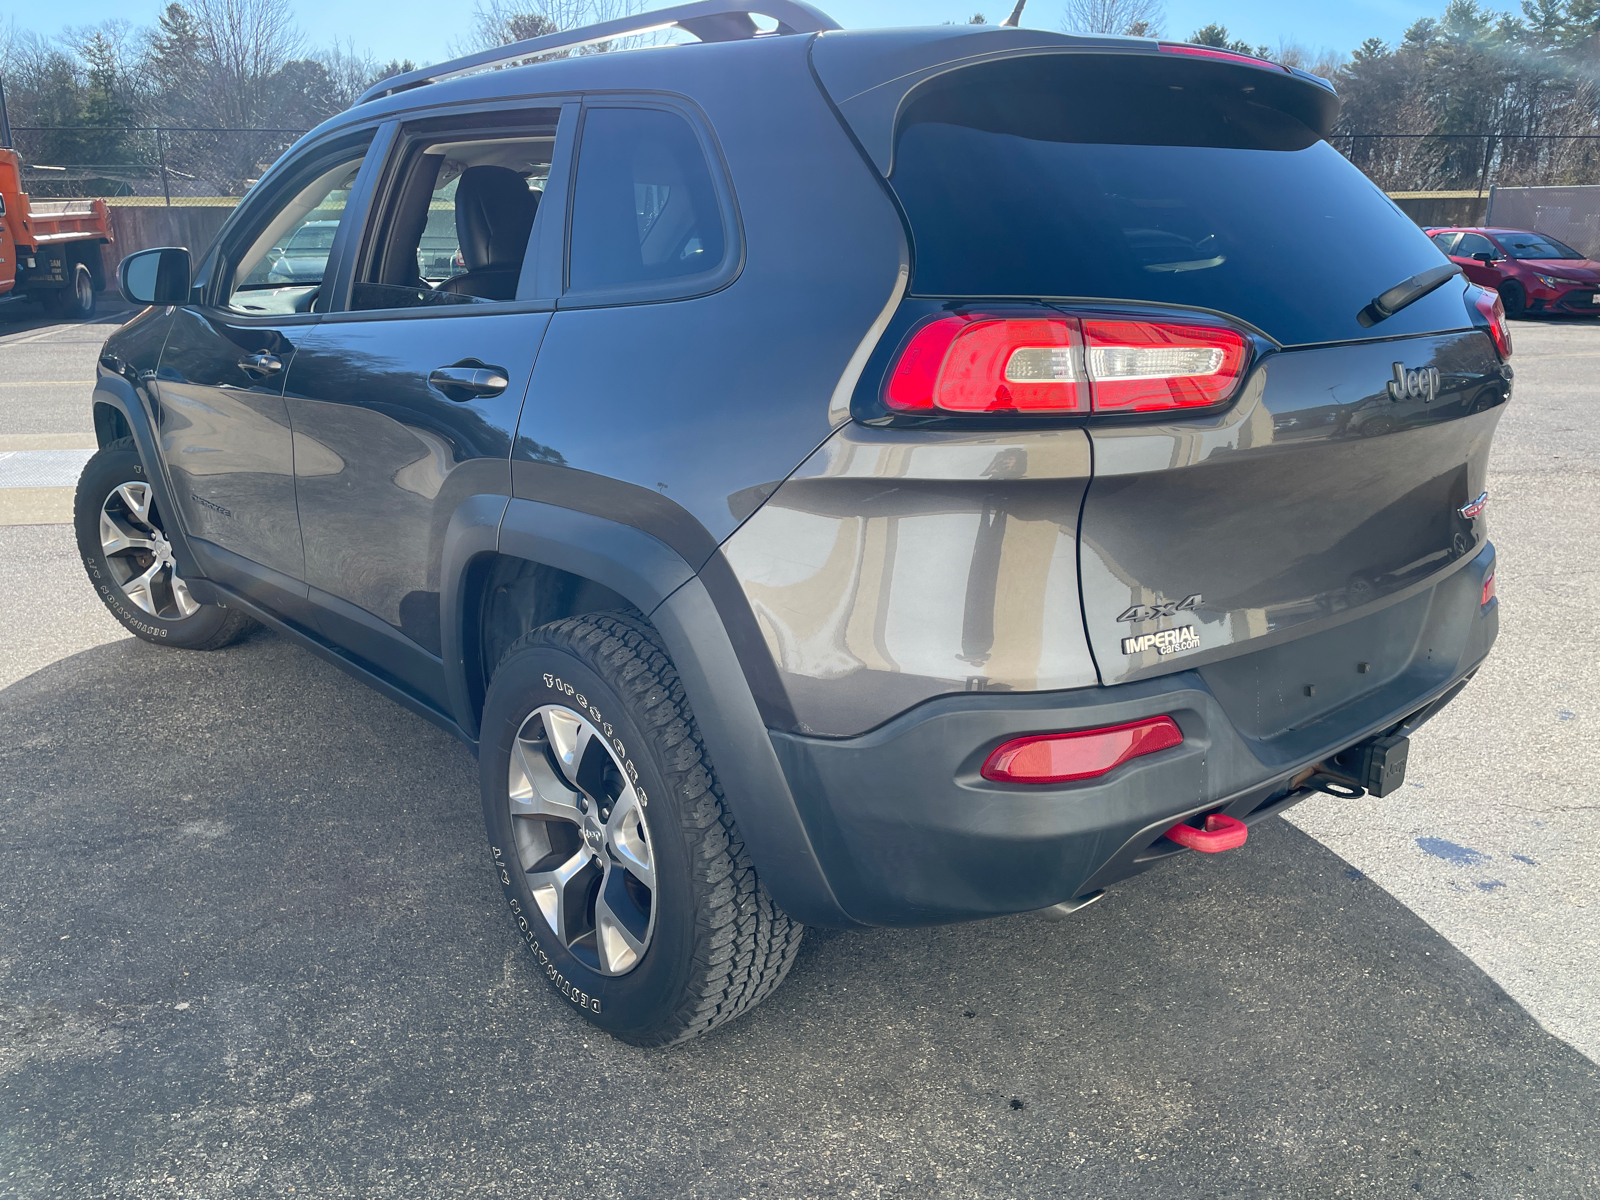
(1329, 132, 1600, 195)
(1486, 185, 1600, 258)
(11, 126, 308, 203)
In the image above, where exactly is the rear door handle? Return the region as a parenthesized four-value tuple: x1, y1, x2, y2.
(238, 353, 282, 376)
(429, 364, 509, 400)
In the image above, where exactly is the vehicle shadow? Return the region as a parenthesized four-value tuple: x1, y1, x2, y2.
(2, 631, 1596, 1200)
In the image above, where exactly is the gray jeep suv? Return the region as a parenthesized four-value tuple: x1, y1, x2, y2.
(85, 0, 1507, 1045)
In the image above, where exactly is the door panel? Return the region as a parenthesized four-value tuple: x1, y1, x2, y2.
(155, 308, 306, 584)
(283, 311, 548, 662)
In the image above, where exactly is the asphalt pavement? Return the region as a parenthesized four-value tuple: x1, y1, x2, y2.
(1, 302, 1596, 1199)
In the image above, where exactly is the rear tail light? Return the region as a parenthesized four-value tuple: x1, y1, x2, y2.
(1482, 569, 1496, 607)
(886, 314, 1250, 415)
(1470, 287, 1513, 359)
(981, 716, 1184, 784)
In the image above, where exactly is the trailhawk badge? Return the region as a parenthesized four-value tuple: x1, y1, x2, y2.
(1121, 626, 1201, 656)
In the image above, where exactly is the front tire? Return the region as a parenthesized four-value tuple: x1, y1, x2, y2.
(1498, 280, 1527, 319)
(479, 613, 803, 1046)
(74, 439, 256, 650)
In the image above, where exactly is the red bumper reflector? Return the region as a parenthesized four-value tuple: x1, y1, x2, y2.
(1482, 569, 1496, 606)
(1165, 813, 1248, 853)
(981, 716, 1183, 784)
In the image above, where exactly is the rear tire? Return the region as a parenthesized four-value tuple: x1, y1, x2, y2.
(479, 612, 804, 1046)
(1498, 280, 1527, 319)
(46, 263, 97, 321)
(74, 439, 256, 650)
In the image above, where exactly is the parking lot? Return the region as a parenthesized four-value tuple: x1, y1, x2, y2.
(1, 302, 1597, 1198)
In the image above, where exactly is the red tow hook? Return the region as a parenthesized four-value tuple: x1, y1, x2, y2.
(1166, 813, 1248, 853)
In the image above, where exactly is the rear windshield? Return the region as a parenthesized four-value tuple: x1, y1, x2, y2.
(889, 56, 1465, 347)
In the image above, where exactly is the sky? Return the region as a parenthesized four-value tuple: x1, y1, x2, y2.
(24, 0, 1442, 69)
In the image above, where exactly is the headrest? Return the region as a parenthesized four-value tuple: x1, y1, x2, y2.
(454, 165, 538, 272)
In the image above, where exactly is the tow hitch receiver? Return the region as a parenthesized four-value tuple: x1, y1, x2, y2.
(1165, 812, 1248, 853)
(1356, 734, 1409, 797)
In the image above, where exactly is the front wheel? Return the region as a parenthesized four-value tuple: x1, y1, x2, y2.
(1498, 280, 1527, 319)
(479, 613, 804, 1046)
(74, 439, 256, 650)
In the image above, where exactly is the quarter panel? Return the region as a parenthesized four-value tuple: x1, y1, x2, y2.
(722, 423, 1097, 736)
(511, 37, 906, 550)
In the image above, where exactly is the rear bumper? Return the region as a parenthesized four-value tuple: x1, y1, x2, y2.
(769, 544, 1497, 927)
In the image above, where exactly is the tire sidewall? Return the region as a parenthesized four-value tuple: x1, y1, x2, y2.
(76, 447, 229, 648)
(1499, 281, 1526, 319)
(72, 264, 97, 319)
(479, 640, 702, 1040)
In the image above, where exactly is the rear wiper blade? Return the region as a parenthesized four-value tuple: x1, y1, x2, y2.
(1358, 263, 1460, 328)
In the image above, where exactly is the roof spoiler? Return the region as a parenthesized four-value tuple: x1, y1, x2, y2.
(357, 0, 841, 104)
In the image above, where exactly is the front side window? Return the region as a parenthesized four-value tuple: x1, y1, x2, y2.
(351, 121, 556, 312)
(1452, 233, 1497, 258)
(567, 107, 726, 293)
(227, 154, 365, 315)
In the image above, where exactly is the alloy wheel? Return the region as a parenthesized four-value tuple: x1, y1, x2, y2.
(98, 481, 200, 619)
(508, 704, 657, 975)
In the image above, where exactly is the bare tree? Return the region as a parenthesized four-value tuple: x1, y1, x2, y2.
(466, 0, 651, 52)
(313, 40, 384, 109)
(1274, 38, 1344, 80)
(1060, 0, 1163, 37)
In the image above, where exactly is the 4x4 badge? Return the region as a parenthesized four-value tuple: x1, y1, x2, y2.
(1117, 593, 1202, 623)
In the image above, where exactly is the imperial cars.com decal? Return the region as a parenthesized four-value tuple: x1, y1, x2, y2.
(1121, 626, 1201, 656)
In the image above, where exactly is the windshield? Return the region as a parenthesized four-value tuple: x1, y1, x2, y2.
(1500, 233, 1584, 260)
(287, 223, 337, 253)
(889, 56, 1467, 347)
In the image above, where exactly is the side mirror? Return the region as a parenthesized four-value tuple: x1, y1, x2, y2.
(119, 246, 191, 306)
(1472, 251, 1499, 264)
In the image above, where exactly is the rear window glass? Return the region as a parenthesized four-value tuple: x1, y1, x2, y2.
(568, 107, 726, 293)
(889, 56, 1466, 347)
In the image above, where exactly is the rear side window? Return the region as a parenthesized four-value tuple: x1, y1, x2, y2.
(567, 107, 726, 293)
(1429, 232, 1461, 253)
(889, 55, 1465, 347)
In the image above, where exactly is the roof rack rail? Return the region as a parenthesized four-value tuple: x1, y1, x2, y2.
(358, 0, 841, 104)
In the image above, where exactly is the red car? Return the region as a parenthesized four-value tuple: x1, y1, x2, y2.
(1427, 226, 1600, 318)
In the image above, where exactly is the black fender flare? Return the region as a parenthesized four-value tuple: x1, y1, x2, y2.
(448, 496, 856, 928)
(89, 372, 210, 591)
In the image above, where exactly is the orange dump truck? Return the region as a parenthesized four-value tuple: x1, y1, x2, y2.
(0, 144, 114, 320)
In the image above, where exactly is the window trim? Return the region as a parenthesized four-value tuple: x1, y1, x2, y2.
(318, 101, 576, 324)
(557, 94, 745, 310)
(194, 124, 389, 327)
